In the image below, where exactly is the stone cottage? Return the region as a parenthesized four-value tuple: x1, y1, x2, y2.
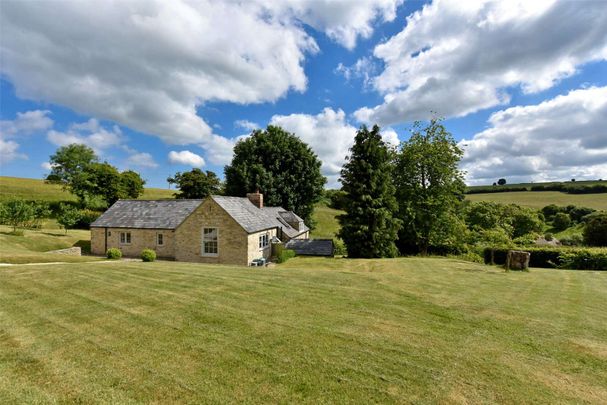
(90, 192, 309, 266)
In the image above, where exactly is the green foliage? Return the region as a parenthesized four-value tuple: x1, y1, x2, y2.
(483, 247, 607, 270)
(510, 206, 544, 238)
(167, 168, 222, 199)
(560, 234, 584, 246)
(569, 206, 595, 222)
(552, 212, 571, 231)
(29, 202, 51, 228)
(120, 170, 146, 199)
(48, 144, 97, 185)
(394, 118, 465, 255)
(451, 252, 484, 264)
(74, 209, 102, 229)
(497, 178, 507, 186)
(276, 249, 296, 263)
(544, 233, 554, 241)
(332, 238, 346, 256)
(0, 199, 34, 232)
(324, 189, 347, 211)
(141, 249, 157, 262)
(106, 248, 122, 260)
(56, 203, 82, 233)
(513, 232, 540, 246)
(583, 212, 607, 246)
(465, 202, 543, 239)
(224, 125, 326, 225)
(338, 125, 401, 258)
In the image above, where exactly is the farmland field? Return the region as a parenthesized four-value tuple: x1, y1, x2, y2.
(466, 191, 607, 210)
(1, 257, 606, 403)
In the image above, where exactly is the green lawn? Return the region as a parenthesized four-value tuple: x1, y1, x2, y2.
(467, 191, 607, 210)
(1, 257, 606, 403)
(0, 176, 174, 202)
(311, 203, 344, 239)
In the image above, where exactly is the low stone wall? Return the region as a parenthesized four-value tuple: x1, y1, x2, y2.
(46, 247, 81, 256)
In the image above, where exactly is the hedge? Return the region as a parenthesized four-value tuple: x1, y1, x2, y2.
(465, 186, 528, 194)
(483, 247, 607, 270)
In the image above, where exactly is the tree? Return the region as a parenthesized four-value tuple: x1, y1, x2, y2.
(57, 203, 82, 234)
(583, 212, 607, 246)
(167, 169, 222, 199)
(337, 125, 401, 258)
(497, 178, 507, 185)
(552, 212, 571, 231)
(120, 170, 146, 199)
(47, 144, 97, 185)
(224, 125, 325, 224)
(0, 199, 34, 232)
(394, 118, 465, 255)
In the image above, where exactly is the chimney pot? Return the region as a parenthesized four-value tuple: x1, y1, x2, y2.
(246, 191, 263, 208)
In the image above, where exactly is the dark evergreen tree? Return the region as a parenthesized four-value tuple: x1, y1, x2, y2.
(167, 169, 222, 199)
(224, 125, 325, 225)
(337, 125, 401, 258)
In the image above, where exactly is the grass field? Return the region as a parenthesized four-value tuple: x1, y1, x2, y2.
(0, 176, 174, 201)
(466, 179, 606, 192)
(311, 204, 344, 239)
(466, 191, 607, 210)
(1, 258, 606, 403)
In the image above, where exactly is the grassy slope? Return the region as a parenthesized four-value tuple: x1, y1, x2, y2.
(466, 191, 607, 210)
(1, 258, 606, 403)
(467, 180, 606, 191)
(310, 204, 344, 239)
(0, 176, 174, 201)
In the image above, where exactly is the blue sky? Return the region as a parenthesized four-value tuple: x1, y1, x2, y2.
(1, 0, 606, 188)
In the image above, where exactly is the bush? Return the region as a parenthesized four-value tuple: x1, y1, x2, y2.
(552, 212, 571, 231)
(483, 247, 607, 270)
(0, 199, 34, 232)
(544, 233, 553, 241)
(542, 204, 563, 220)
(452, 252, 484, 264)
(569, 206, 595, 222)
(141, 249, 156, 262)
(106, 248, 122, 259)
(57, 203, 82, 233)
(583, 212, 607, 246)
(276, 249, 296, 263)
(74, 209, 102, 229)
(560, 234, 584, 246)
(333, 238, 346, 256)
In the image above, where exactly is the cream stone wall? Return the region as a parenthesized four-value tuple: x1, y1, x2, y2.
(90, 227, 175, 258)
(247, 228, 277, 264)
(174, 198, 251, 265)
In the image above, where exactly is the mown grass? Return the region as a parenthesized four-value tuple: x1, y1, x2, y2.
(467, 191, 607, 210)
(0, 225, 97, 264)
(1, 257, 606, 403)
(0, 176, 174, 202)
(311, 203, 344, 239)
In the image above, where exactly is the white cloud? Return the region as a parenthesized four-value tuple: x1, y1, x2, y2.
(234, 120, 259, 132)
(127, 152, 158, 169)
(271, 107, 399, 187)
(335, 56, 378, 88)
(0, 139, 26, 164)
(47, 119, 123, 152)
(41, 161, 55, 171)
(0, 110, 54, 164)
(460, 86, 607, 185)
(168, 150, 206, 168)
(355, 0, 607, 125)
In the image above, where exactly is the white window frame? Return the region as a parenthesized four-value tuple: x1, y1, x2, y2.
(202, 227, 218, 257)
(120, 232, 131, 245)
(157, 233, 164, 246)
(259, 233, 269, 250)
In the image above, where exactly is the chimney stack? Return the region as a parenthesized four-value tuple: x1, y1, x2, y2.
(246, 191, 263, 208)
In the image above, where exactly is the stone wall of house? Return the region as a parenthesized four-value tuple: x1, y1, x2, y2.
(90, 227, 175, 258)
(247, 228, 278, 264)
(175, 198, 250, 265)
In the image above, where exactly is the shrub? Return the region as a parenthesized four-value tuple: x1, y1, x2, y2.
(552, 212, 571, 231)
(0, 199, 34, 232)
(560, 234, 584, 246)
(74, 209, 102, 229)
(276, 249, 296, 263)
(513, 233, 539, 246)
(558, 250, 607, 270)
(452, 252, 484, 264)
(141, 249, 156, 262)
(106, 248, 122, 259)
(57, 203, 82, 234)
(569, 206, 595, 222)
(483, 247, 607, 270)
(583, 212, 607, 247)
(541, 204, 563, 220)
(544, 233, 553, 241)
(333, 238, 346, 256)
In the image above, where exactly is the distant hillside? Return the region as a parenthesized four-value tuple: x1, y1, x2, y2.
(0, 176, 174, 202)
(466, 191, 607, 210)
(466, 179, 606, 194)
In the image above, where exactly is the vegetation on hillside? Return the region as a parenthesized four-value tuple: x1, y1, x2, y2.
(167, 168, 222, 199)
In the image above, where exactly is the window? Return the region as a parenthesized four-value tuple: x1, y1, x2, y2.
(202, 227, 218, 256)
(259, 233, 269, 249)
(120, 232, 131, 244)
(157, 233, 164, 246)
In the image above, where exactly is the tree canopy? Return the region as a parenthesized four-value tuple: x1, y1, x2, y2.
(167, 169, 222, 199)
(48, 144, 97, 185)
(338, 125, 401, 258)
(224, 125, 325, 224)
(394, 118, 466, 255)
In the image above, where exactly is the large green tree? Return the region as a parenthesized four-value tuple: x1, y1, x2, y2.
(394, 118, 465, 255)
(167, 169, 222, 199)
(224, 125, 325, 224)
(47, 144, 97, 185)
(338, 125, 401, 258)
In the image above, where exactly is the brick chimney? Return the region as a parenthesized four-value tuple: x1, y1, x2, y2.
(246, 191, 263, 208)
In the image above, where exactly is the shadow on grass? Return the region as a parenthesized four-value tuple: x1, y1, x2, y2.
(73, 240, 91, 254)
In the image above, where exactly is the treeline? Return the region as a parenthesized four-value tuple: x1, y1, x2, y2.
(465, 182, 607, 194)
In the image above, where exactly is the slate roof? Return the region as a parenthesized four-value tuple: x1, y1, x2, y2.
(285, 239, 334, 256)
(91, 200, 203, 229)
(211, 196, 309, 237)
(261, 206, 309, 239)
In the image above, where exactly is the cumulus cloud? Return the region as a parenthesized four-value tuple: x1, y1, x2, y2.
(271, 107, 399, 187)
(168, 150, 206, 168)
(460, 86, 607, 185)
(234, 120, 259, 132)
(355, 0, 607, 125)
(47, 119, 123, 152)
(335, 56, 378, 88)
(127, 152, 158, 169)
(0, 110, 54, 164)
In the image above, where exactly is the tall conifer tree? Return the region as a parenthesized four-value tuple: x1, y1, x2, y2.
(338, 125, 401, 258)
